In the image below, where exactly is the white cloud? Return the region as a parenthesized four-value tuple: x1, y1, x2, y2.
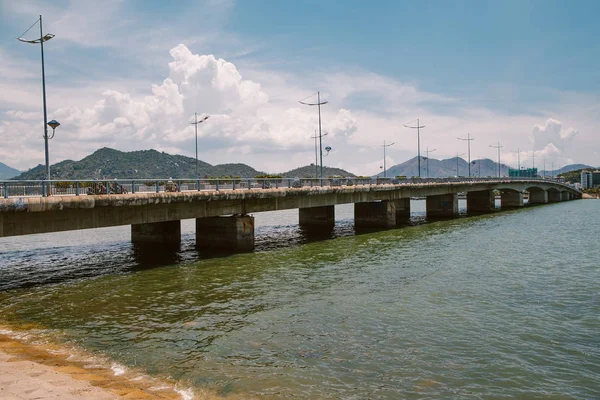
(531, 118, 578, 151)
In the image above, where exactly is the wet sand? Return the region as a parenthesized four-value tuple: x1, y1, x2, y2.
(0, 332, 188, 399)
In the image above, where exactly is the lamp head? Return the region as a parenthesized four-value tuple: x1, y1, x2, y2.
(48, 120, 60, 129)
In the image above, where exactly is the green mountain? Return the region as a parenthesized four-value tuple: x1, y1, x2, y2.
(279, 165, 356, 178)
(13, 148, 264, 180)
(0, 162, 21, 179)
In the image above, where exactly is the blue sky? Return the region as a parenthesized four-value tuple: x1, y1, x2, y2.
(0, 0, 598, 174)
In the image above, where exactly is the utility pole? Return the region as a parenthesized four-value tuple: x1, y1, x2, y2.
(424, 147, 436, 178)
(403, 119, 426, 178)
(191, 113, 210, 178)
(513, 148, 522, 171)
(457, 133, 474, 177)
(310, 131, 328, 179)
(532, 151, 535, 176)
(543, 158, 546, 178)
(489, 142, 503, 178)
(381, 140, 395, 178)
(456, 152, 465, 177)
(300, 92, 328, 183)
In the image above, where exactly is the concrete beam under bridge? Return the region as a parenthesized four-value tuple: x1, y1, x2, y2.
(548, 191, 561, 203)
(355, 201, 396, 228)
(528, 190, 548, 205)
(196, 215, 254, 252)
(501, 191, 524, 208)
(466, 190, 495, 213)
(132, 220, 181, 244)
(426, 194, 458, 218)
(299, 205, 335, 227)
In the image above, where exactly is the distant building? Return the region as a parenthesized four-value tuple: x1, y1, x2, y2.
(581, 170, 600, 189)
(581, 170, 593, 189)
(509, 168, 537, 178)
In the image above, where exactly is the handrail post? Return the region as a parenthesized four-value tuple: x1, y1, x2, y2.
(177, 180, 181, 192)
(233, 179, 236, 190)
(4, 182, 8, 199)
(75, 181, 80, 196)
(248, 179, 251, 190)
(131, 180, 136, 194)
(216, 178, 219, 191)
(156, 180, 160, 193)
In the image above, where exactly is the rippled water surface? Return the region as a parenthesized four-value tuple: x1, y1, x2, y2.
(1, 200, 599, 398)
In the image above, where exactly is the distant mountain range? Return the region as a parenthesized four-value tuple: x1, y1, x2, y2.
(4, 148, 594, 181)
(376, 156, 594, 178)
(0, 162, 21, 179)
(10, 148, 356, 180)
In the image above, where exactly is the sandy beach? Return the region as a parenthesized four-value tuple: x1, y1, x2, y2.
(0, 332, 190, 400)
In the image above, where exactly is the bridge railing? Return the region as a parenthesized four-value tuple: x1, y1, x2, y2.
(0, 177, 579, 199)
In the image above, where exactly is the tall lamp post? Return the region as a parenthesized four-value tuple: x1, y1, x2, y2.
(300, 92, 328, 182)
(455, 152, 465, 177)
(381, 140, 395, 178)
(18, 15, 55, 182)
(191, 113, 210, 178)
(403, 119, 425, 178)
(489, 142, 503, 177)
(457, 133, 474, 177)
(424, 147, 436, 178)
(311, 130, 328, 179)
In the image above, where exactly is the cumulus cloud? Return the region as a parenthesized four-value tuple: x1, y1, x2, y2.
(531, 118, 577, 152)
(0, 44, 358, 171)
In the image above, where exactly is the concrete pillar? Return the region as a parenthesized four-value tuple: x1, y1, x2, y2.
(501, 191, 524, 208)
(426, 193, 458, 218)
(394, 198, 411, 220)
(466, 190, 495, 213)
(196, 215, 254, 252)
(548, 191, 561, 203)
(561, 191, 570, 201)
(299, 205, 335, 227)
(528, 190, 548, 205)
(354, 201, 396, 228)
(132, 220, 181, 244)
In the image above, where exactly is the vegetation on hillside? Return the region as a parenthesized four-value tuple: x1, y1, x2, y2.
(279, 165, 356, 178)
(558, 169, 584, 184)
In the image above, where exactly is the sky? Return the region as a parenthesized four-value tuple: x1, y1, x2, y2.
(0, 0, 598, 175)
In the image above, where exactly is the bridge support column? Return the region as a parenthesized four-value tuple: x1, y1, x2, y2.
(548, 191, 561, 203)
(561, 192, 570, 201)
(355, 201, 396, 228)
(426, 194, 458, 218)
(466, 190, 495, 213)
(528, 190, 548, 205)
(132, 220, 181, 244)
(299, 205, 335, 227)
(196, 215, 254, 252)
(501, 191, 523, 208)
(394, 198, 411, 220)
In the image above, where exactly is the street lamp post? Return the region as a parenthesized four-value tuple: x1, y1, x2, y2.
(457, 133, 474, 177)
(381, 140, 395, 179)
(190, 113, 210, 178)
(18, 15, 55, 182)
(456, 152, 465, 177)
(403, 119, 425, 178)
(300, 92, 328, 183)
(489, 142, 503, 177)
(424, 147, 436, 178)
(311, 130, 328, 179)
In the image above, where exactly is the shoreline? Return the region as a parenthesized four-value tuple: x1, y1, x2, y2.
(0, 328, 210, 399)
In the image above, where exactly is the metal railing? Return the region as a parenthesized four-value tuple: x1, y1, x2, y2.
(0, 176, 580, 199)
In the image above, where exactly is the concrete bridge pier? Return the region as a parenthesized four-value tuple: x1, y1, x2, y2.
(548, 190, 561, 203)
(426, 194, 458, 218)
(528, 189, 548, 205)
(132, 220, 181, 244)
(196, 215, 254, 252)
(501, 191, 524, 208)
(394, 198, 411, 221)
(466, 190, 495, 213)
(354, 201, 396, 228)
(561, 191, 570, 201)
(299, 206, 335, 227)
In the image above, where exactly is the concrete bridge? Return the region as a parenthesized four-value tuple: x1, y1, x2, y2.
(0, 178, 581, 251)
